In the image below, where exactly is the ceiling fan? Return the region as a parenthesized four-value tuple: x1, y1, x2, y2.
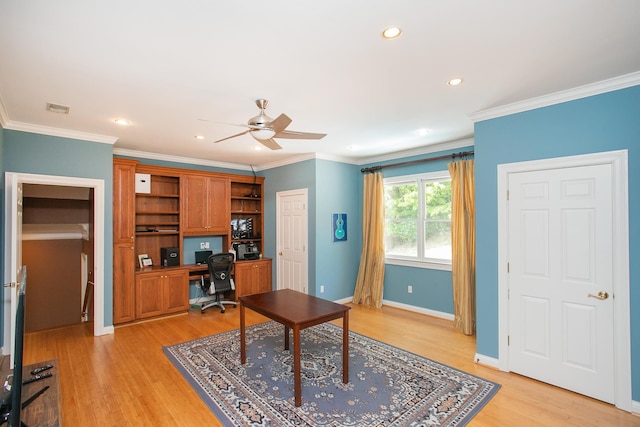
(213, 99, 326, 150)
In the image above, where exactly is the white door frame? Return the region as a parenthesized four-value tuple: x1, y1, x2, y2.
(3, 172, 110, 356)
(497, 150, 631, 411)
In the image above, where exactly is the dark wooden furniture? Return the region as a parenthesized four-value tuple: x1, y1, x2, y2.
(239, 289, 350, 407)
(1, 359, 60, 426)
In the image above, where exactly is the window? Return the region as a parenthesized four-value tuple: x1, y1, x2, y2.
(384, 171, 452, 270)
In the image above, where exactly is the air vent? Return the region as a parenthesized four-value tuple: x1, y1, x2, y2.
(46, 103, 70, 114)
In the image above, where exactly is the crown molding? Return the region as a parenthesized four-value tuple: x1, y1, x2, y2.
(113, 147, 253, 171)
(469, 71, 640, 123)
(356, 138, 475, 165)
(3, 120, 117, 144)
(0, 94, 9, 128)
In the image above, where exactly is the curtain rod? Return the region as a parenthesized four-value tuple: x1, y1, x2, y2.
(360, 150, 474, 173)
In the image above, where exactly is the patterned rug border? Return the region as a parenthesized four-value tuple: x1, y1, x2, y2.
(163, 321, 501, 426)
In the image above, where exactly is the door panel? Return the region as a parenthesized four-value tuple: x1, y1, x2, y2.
(277, 190, 308, 293)
(508, 164, 614, 403)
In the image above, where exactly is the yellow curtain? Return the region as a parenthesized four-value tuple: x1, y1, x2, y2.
(353, 171, 385, 308)
(448, 160, 476, 335)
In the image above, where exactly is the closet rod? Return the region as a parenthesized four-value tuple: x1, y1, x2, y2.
(360, 150, 474, 173)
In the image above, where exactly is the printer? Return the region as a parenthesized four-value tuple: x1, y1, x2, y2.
(234, 242, 260, 260)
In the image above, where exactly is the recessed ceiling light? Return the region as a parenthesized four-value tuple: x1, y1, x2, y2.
(382, 27, 402, 39)
(195, 135, 205, 140)
(447, 78, 463, 86)
(115, 119, 130, 126)
(415, 128, 431, 136)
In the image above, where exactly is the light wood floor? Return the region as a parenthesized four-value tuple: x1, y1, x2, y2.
(19, 304, 639, 426)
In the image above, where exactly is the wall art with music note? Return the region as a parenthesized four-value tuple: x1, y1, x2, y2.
(332, 213, 347, 242)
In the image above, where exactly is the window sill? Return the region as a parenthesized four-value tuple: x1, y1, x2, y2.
(385, 258, 452, 271)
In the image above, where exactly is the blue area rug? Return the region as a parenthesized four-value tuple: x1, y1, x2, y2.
(163, 321, 500, 426)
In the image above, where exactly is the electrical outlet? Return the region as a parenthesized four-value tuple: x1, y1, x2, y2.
(320, 285, 325, 293)
(200, 242, 209, 249)
(408, 285, 413, 294)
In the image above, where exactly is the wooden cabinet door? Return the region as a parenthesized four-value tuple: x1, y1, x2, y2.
(205, 177, 230, 234)
(113, 160, 137, 244)
(136, 269, 188, 319)
(164, 269, 189, 313)
(181, 174, 208, 233)
(135, 273, 164, 319)
(182, 174, 229, 235)
(113, 243, 136, 324)
(234, 259, 272, 297)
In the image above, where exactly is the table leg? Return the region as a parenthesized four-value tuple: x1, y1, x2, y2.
(343, 310, 349, 384)
(284, 325, 290, 351)
(293, 325, 301, 407)
(240, 301, 246, 364)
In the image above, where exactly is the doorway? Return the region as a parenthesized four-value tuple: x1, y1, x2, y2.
(496, 150, 631, 411)
(22, 184, 94, 332)
(3, 172, 109, 357)
(276, 188, 308, 293)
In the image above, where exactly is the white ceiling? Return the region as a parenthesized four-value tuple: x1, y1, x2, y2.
(1, 1, 639, 169)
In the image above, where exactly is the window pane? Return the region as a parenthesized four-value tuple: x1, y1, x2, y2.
(424, 180, 451, 219)
(384, 182, 418, 257)
(424, 220, 451, 260)
(385, 183, 418, 219)
(385, 219, 417, 257)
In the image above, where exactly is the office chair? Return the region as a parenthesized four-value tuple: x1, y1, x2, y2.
(200, 252, 237, 313)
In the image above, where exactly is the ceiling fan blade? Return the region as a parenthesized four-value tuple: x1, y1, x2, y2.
(213, 129, 251, 143)
(268, 114, 292, 133)
(274, 130, 327, 140)
(259, 138, 283, 150)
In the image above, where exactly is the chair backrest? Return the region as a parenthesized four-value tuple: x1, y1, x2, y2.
(207, 252, 235, 293)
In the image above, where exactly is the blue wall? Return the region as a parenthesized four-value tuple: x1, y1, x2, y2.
(1, 130, 114, 329)
(474, 85, 640, 401)
(314, 159, 361, 300)
(262, 160, 318, 292)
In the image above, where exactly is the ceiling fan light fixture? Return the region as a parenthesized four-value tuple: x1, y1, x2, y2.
(251, 129, 276, 140)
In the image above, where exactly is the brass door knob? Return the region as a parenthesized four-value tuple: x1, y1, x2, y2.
(587, 291, 609, 300)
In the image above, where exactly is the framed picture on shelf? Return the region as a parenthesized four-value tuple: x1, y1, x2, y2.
(138, 254, 152, 268)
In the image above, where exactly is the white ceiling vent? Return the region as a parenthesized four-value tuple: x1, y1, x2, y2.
(46, 102, 70, 114)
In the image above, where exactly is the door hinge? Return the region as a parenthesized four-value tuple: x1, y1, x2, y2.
(507, 190, 509, 200)
(3, 282, 17, 288)
(508, 335, 510, 346)
(507, 262, 509, 273)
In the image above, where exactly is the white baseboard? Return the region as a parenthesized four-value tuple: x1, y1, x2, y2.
(474, 353, 500, 369)
(334, 296, 353, 304)
(381, 299, 455, 321)
(631, 399, 640, 416)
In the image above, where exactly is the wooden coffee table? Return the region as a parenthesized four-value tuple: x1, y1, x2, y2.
(239, 289, 350, 407)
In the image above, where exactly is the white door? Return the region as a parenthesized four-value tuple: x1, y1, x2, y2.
(3, 175, 23, 362)
(276, 189, 308, 293)
(507, 164, 615, 403)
